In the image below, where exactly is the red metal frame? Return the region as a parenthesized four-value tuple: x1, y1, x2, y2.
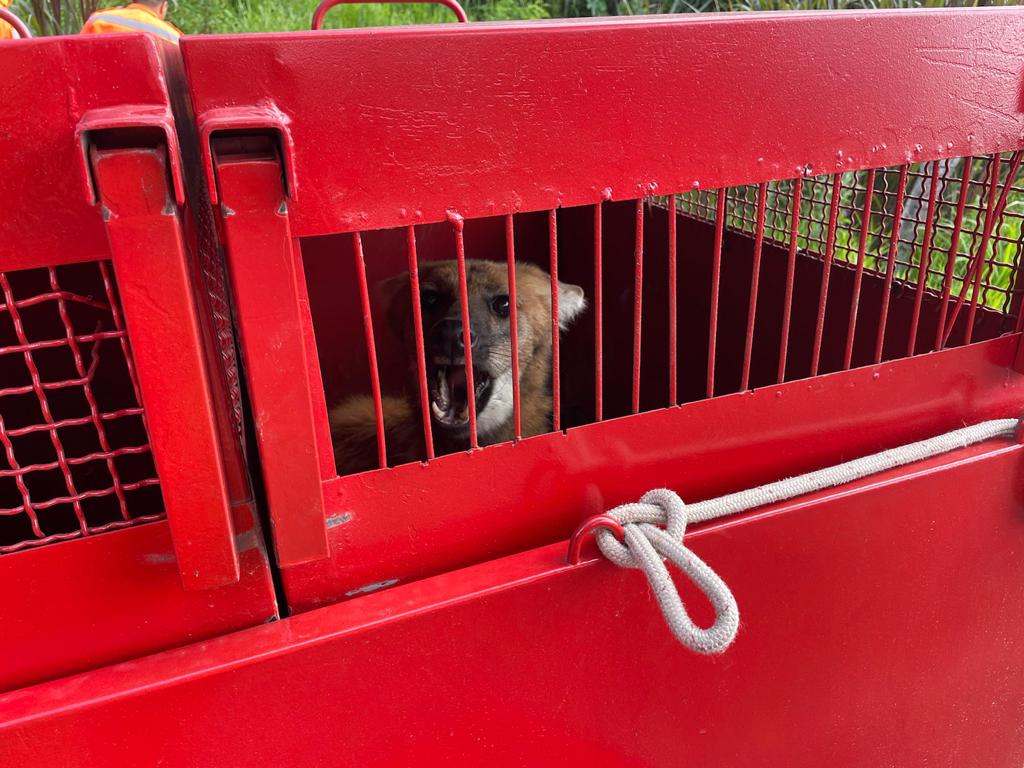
(1, 10, 1024, 766)
(0, 35, 276, 690)
(181, 9, 1024, 613)
(183, 10, 1024, 238)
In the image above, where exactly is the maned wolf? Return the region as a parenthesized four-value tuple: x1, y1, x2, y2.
(330, 259, 586, 474)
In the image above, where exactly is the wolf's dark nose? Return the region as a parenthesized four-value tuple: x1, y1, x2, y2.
(432, 318, 477, 358)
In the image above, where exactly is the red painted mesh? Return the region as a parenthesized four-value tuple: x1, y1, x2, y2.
(0, 261, 164, 553)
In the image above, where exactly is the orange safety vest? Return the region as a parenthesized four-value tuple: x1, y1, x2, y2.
(0, 0, 16, 41)
(81, 3, 181, 44)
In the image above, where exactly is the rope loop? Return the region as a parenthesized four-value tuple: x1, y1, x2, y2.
(578, 418, 1020, 655)
(596, 489, 739, 655)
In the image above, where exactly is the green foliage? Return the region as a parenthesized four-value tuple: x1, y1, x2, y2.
(10, 0, 96, 35)
(170, 0, 546, 34)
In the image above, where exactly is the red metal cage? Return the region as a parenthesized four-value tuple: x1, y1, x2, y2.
(4, 9, 1024, 766)
(0, 35, 276, 692)
(183, 9, 1024, 614)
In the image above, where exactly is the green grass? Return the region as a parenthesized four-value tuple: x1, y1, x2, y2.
(170, 0, 548, 35)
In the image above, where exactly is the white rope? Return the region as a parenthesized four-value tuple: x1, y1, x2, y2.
(595, 418, 1018, 655)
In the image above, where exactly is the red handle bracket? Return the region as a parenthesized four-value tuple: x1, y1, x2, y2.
(0, 6, 32, 38)
(567, 514, 625, 565)
(311, 0, 468, 29)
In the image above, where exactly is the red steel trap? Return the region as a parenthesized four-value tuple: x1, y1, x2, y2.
(3, 7, 1024, 766)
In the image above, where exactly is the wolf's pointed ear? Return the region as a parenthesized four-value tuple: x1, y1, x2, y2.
(557, 281, 587, 330)
(378, 271, 412, 338)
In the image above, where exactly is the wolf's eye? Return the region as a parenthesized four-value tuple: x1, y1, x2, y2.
(420, 288, 439, 311)
(491, 295, 510, 319)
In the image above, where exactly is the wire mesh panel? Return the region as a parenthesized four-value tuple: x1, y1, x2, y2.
(0, 261, 164, 553)
(680, 152, 1024, 336)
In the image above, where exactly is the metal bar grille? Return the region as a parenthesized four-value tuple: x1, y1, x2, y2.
(0, 262, 164, 554)
(325, 151, 1024, 477)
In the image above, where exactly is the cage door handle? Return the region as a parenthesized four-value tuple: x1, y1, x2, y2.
(0, 6, 31, 37)
(310, 0, 468, 29)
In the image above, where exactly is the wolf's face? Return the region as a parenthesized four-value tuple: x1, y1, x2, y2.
(384, 259, 585, 440)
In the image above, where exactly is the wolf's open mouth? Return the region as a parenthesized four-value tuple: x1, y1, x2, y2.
(429, 365, 491, 428)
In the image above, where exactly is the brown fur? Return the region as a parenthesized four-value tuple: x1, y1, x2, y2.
(330, 259, 585, 475)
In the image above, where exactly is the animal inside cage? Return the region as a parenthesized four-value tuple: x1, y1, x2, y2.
(6, 9, 1024, 766)
(309, 151, 1024, 477)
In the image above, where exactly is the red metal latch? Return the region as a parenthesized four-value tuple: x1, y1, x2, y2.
(84, 123, 240, 591)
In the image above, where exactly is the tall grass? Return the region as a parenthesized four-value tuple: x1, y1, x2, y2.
(11, 0, 96, 34)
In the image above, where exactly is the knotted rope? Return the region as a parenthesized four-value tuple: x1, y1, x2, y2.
(593, 418, 1019, 655)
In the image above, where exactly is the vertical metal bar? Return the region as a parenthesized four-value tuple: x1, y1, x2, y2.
(451, 214, 478, 448)
(778, 177, 803, 383)
(505, 214, 522, 439)
(810, 175, 842, 376)
(844, 169, 875, 370)
(740, 183, 767, 391)
(405, 226, 434, 460)
(873, 164, 909, 364)
(631, 198, 644, 414)
(964, 155, 1002, 344)
(352, 233, 387, 469)
(941, 154, 1024, 346)
(962, 151, 1019, 342)
(907, 161, 941, 357)
(668, 194, 678, 405)
(549, 209, 561, 431)
(936, 157, 975, 350)
(707, 189, 726, 398)
(594, 203, 603, 422)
